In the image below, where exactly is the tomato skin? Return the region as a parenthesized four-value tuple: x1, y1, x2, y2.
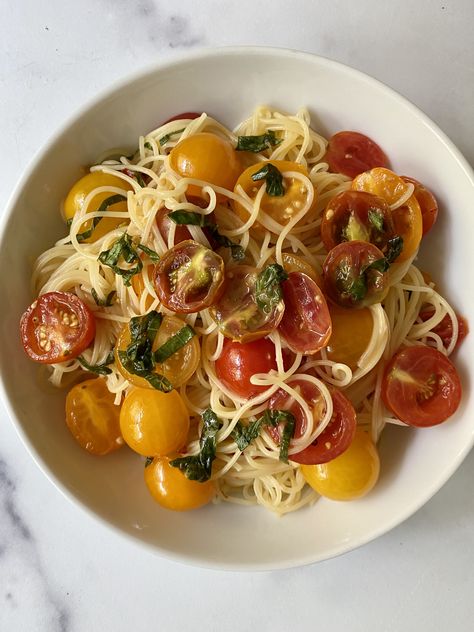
(278, 272, 332, 355)
(210, 265, 284, 342)
(169, 132, 241, 199)
(291, 389, 357, 465)
(154, 240, 225, 314)
(120, 388, 190, 456)
(321, 190, 396, 254)
(145, 455, 215, 511)
(162, 112, 202, 124)
(64, 172, 131, 242)
(418, 307, 468, 351)
(326, 304, 373, 370)
(324, 131, 389, 179)
(65, 378, 123, 455)
(156, 207, 193, 244)
(20, 291, 95, 364)
(233, 160, 315, 232)
(281, 252, 321, 284)
(352, 167, 409, 207)
(381, 345, 462, 427)
(322, 241, 389, 309)
(215, 338, 278, 398)
(301, 430, 380, 500)
(402, 176, 438, 235)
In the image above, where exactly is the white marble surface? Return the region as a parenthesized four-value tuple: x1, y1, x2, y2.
(1, 1, 474, 630)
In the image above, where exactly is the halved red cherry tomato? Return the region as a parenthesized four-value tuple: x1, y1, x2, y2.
(267, 378, 322, 444)
(324, 131, 390, 179)
(323, 241, 389, 308)
(381, 345, 462, 427)
(154, 240, 225, 313)
(418, 307, 468, 351)
(162, 112, 202, 124)
(402, 176, 438, 235)
(20, 291, 95, 364)
(210, 265, 285, 342)
(215, 338, 278, 398)
(278, 272, 332, 355)
(321, 190, 396, 255)
(156, 207, 193, 245)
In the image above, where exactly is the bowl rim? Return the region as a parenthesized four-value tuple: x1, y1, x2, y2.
(1, 45, 474, 571)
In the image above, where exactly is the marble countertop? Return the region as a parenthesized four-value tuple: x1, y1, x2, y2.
(1, 1, 473, 630)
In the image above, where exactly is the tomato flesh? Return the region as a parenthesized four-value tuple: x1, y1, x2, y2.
(324, 131, 390, 179)
(418, 307, 468, 351)
(278, 272, 332, 355)
(20, 291, 96, 364)
(215, 338, 278, 398)
(382, 345, 462, 427)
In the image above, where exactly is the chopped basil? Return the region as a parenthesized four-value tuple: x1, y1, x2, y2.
(77, 350, 115, 376)
(144, 141, 153, 151)
(236, 130, 282, 153)
(168, 211, 245, 261)
(153, 325, 195, 363)
(255, 264, 288, 314)
(170, 409, 222, 482)
(251, 163, 285, 196)
(385, 235, 404, 263)
(74, 194, 127, 243)
(98, 233, 143, 286)
(232, 418, 265, 452)
(137, 243, 160, 262)
(260, 410, 296, 463)
(159, 128, 185, 146)
(117, 311, 172, 392)
(367, 210, 384, 232)
(91, 288, 116, 307)
(135, 173, 146, 188)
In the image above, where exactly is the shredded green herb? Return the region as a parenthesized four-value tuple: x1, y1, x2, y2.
(251, 163, 285, 196)
(91, 288, 116, 307)
(233, 410, 296, 462)
(144, 141, 153, 151)
(159, 128, 185, 146)
(153, 325, 196, 363)
(170, 409, 222, 481)
(385, 235, 404, 263)
(236, 130, 282, 153)
(367, 210, 384, 232)
(168, 210, 207, 226)
(255, 264, 288, 314)
(137, 243, 160, 262)
(77, 350, 115, 376)
(232, 418, 266, 452)
(98, 233, 143, 286)
(74, 194, 126, 242)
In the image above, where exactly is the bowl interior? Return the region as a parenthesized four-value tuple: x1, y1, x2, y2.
(1, 48, 473, 570)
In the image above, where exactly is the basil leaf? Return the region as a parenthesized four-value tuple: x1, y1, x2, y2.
(251, 163, 285, 196)
(137, 244, 160, 262)
(364, 257, 390, 274)
(91, 288, 116, 307)
(75, 194, 127, 243)
(368, 210, 384, 232)
(232, 418, 265, 452)
(98, 233, 143, 286)
(77, 351, 114, 376)
(153, 325, 196, 363)
(144, 141, 153, 151)
(255, 264, 288, 314)
(236, 131, 282, 153)
(159, 128, 185, 146)
(168, 210, 207, 226)
(206, 225, 245, 261)
(385, 235, 404, 263)
(260, 410, 296, 463)
(170, 409, 222, 482)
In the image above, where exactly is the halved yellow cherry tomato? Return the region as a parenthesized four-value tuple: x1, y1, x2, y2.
(232, 160, 316, 232)
(120, 388, 189, 456)
(325, 304, 373, 370)
(351, 168, 422, 262)
(131, 264, 156, 311)
(115, 315, 200, 389)
(301, 429, 380, 500)
(281, 252, 321, 284)
(64, 172, 132, 242)
(169, 132, 242, 201)
(65, 378, 123, 455)
(144, 455, 215, 511)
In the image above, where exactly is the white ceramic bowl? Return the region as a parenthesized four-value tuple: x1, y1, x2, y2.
(1, 47, 473, 571)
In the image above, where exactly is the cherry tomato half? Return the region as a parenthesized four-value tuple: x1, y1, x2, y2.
(290, 389, 357, 465)
(325, 304, 373, 370)
(322, 241, 389, 309)
(65, 378, 123, 455)
(233, 160, 316, 232)
(145, 455, 215, 511)
(64, 172, 132, 242)
(352, 167, 409, 207)
(381, 345, 462, 427)
(20, 291, 96, 364)
(321, 190, 396, 255)
(418, 307, 468, 352)
(154, 240, 225, 313)
(210, 265, 285, 342)
(281, 252, 321, 284)
(120, 387, 190, 456)
(156, 207, 193, 245)
(169, 132, 241, 200)
(301, 429, 380, 500)
(278, 272, 332, 355)
(402, 176, 439, 235)
(162, 112, 202, 124)
(324, 131, 390, 179)
(215, 337, 278, 398)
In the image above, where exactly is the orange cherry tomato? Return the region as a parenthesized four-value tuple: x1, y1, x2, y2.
(20, 291, 95, 364)
(352, 167, 409, 207)
(145, 455, 215, 511)
(325, 304, 373, 370)
(402, 176, 439, 235)
(324, 131, 390, 179)
(390, 195, 423, 262)
(281, 252, 321, 284)
(65, 378, 123, 455)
